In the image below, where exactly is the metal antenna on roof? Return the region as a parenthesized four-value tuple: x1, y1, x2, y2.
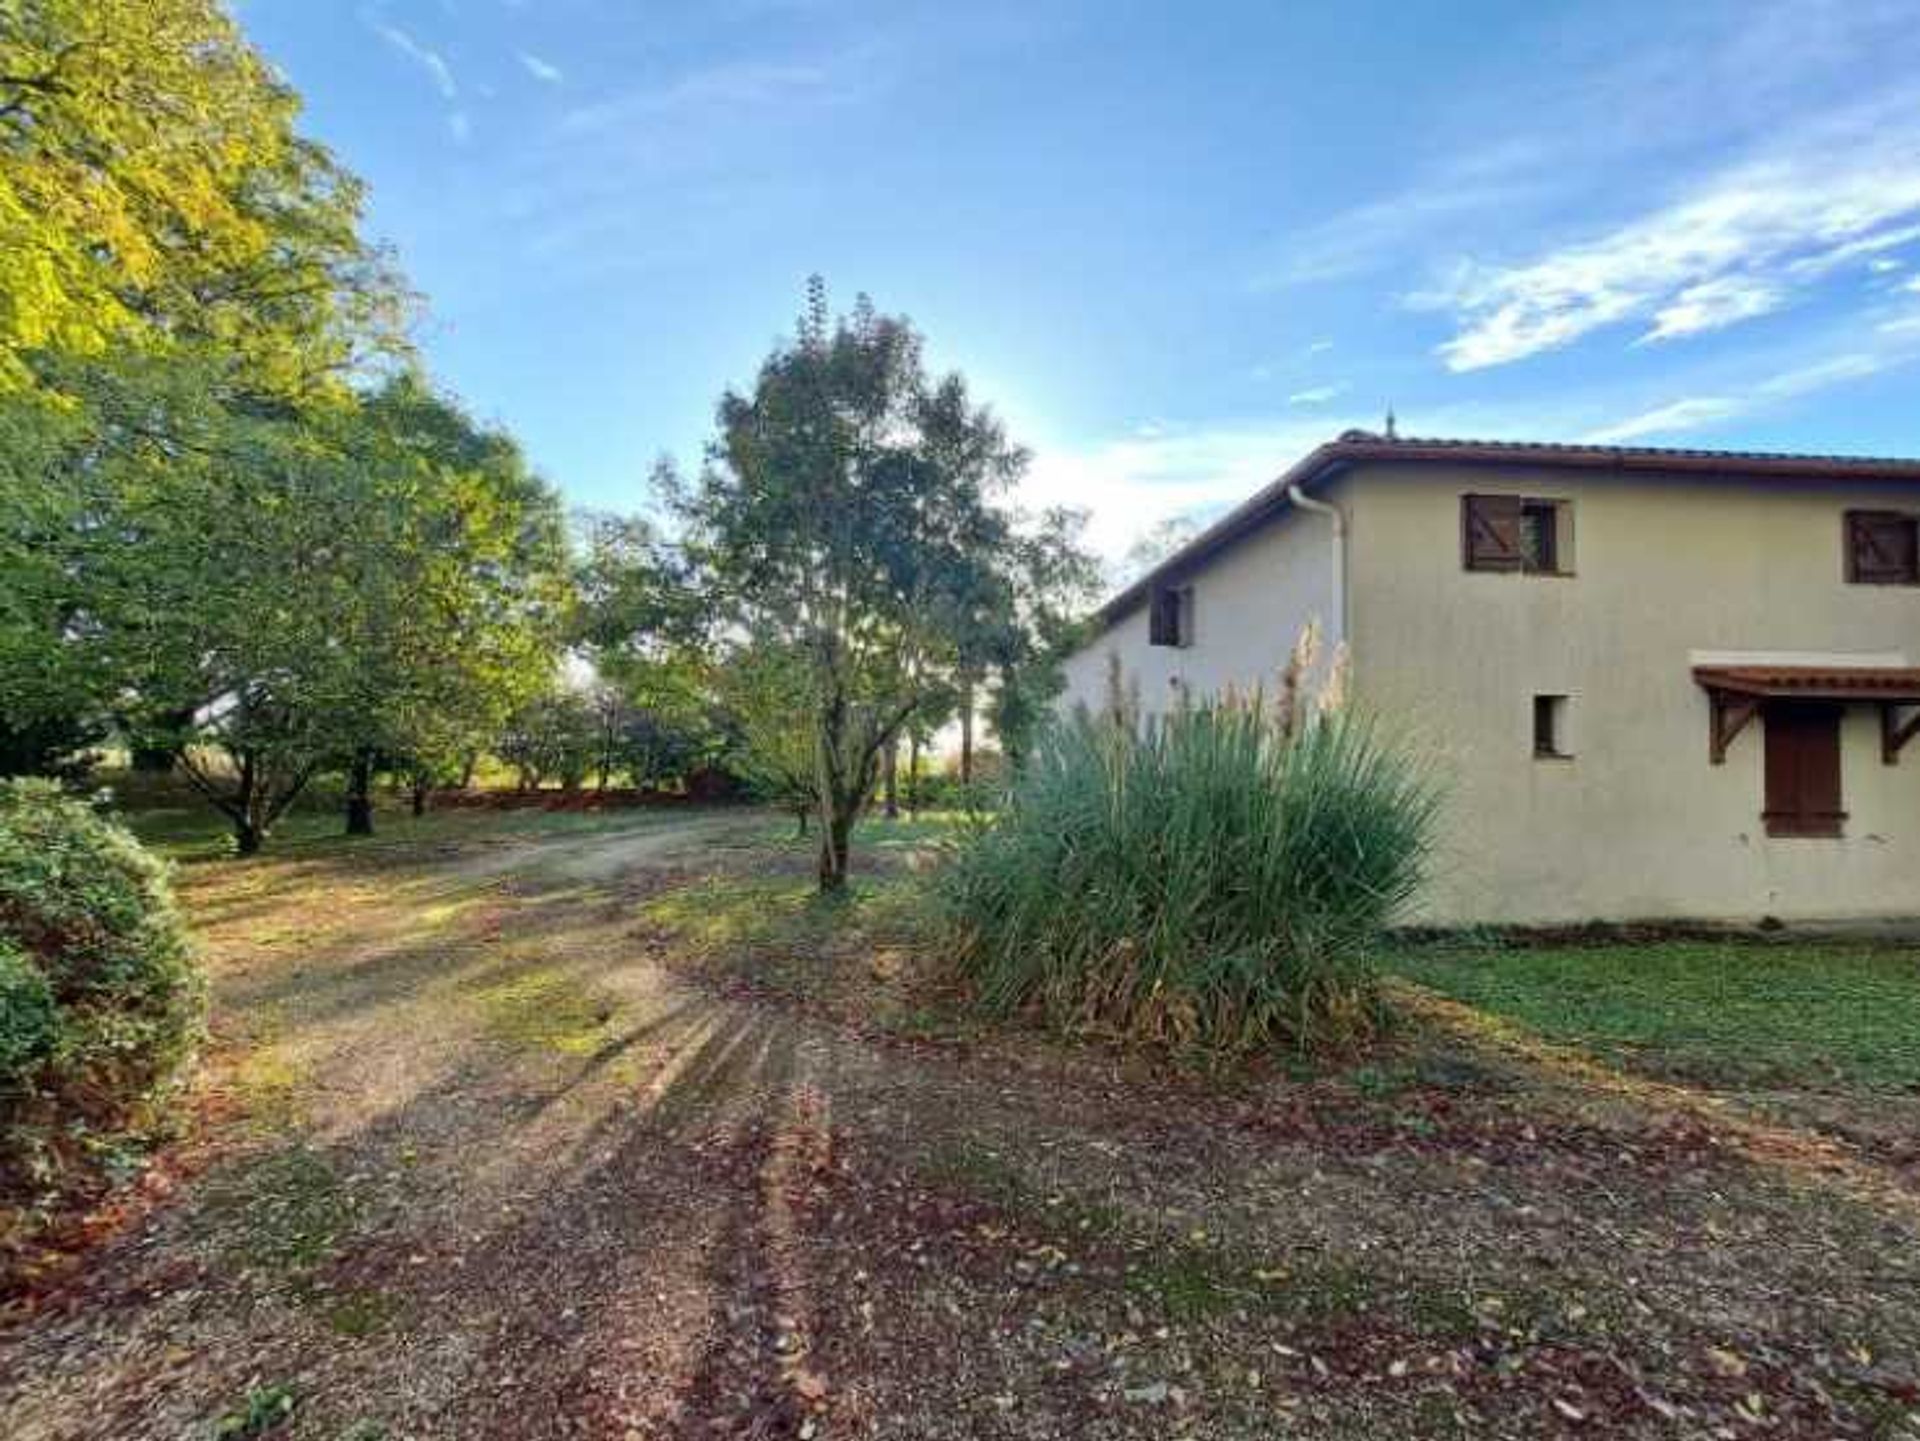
(1384, 404, 1398, 440)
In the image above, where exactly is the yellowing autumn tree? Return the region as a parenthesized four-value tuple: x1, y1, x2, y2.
(0, 0, 405, 399)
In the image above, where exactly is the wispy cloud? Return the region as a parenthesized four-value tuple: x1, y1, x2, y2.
(1639, 275, 1786, 344)
(518, 51, 563, 85)
(1585, 345, 1920, 443)
(1287, 383, 1349, 406)
(370, 19, 458, 100)
(448, 110, 472, 144)
(1418, 92, 1920, 371)
(1257, 173, 1539, 290)
(1583, 397, 1747, 445)
(1020, 399, 1599, 570)
(1019, 420, 1347, 563)
(560, 59, 841, 135)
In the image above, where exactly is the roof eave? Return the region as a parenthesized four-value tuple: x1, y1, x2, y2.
(1086, 436, 1920, 635)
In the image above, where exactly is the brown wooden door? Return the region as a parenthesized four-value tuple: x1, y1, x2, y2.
(1762, 702, 1844, 837)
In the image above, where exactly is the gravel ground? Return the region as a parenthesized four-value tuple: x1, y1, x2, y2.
(1, 811, 1915, 1440)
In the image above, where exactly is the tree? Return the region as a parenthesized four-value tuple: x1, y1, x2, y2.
(1, 0, 410, 806)
(678, 280, 1033, 889)
(497, 687, 602, 792)
(1119, 513, 1201, 586)
(326, 375, 572, 835)
(711, 639, 819, 834)
(0, 0, 406, 402)
(984, 506, 1103, 771)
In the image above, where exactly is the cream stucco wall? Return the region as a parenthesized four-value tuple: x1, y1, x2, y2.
(1059, 460, 1920, 925)
(1346, 463, 1920, 924)
(1058, 477, 1345, 721)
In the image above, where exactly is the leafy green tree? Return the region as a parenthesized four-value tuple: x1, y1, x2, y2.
(711, 638, 819, 833)
(497, 687, 603, 791)
(0, 0, 405, 401)
(328, 375, 572, 835)
(1, 0, 409, 803)
(984, 506, 1102, 771)
(678, 281, 1032, 889)
(2, 357, 568, 851)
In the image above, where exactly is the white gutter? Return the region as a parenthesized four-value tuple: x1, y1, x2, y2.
(1284, 482, 1347, 652)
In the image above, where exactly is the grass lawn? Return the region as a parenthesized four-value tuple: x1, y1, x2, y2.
(1390, 938, 1920, 1091)
(103, 770, 733, 864)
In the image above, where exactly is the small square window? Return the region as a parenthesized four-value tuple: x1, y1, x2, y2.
(1149, 584, 1193, 647)
(1533, 694, 1570, 758)
(1463, 495, 1571, 574)
(1845, 510, 1919, 585)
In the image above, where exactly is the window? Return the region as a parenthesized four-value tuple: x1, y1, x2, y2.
(1518, 500, 1560, 574)
(1533, 694, 1570, 758)
(1762, 702, 1845, 838)
(1149, 584, 1192, 647)
(1463, 495, 1570, 574)
(1845, 510, 1919, 585)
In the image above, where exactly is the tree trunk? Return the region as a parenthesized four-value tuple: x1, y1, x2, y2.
(232, 751, 265, 856)
(907, 733, 921, 817)
(816, 805, 853, 891)
(883, 736, 899, 819)
(411, 773, 429, 817)
(959, 679, 976, 788)
(345, 748, 375, 836)
(460, 753, 477, 789)
(795, 806, 809, 838)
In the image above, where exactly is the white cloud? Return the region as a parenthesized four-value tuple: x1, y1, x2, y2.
(1305, 339, 1335, 355)
(1018, 420, 1347, 565)
(1421, 99, 1920, 370)
(1287, 384, 1349, 406)
(1907, 276, 1920, 294)
(371, 20, 458, 99)
(1640, 275, 1785, 344)
(1259, 177, 1537, 290)
(1585, 398, 1746, 444)
(518, 51, 563, 85)
(1585, 346, 1919, 444)
(1870, 257, 1906, 273)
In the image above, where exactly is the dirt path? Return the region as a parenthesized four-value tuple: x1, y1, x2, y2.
(1, 813, 1916, 1440)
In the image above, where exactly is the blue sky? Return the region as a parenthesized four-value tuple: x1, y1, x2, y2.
(244, 0, 1920, 563)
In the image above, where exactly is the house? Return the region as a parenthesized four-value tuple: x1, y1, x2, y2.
(1058, 432, 1920, 925)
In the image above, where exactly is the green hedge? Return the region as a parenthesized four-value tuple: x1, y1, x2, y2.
(0, 779, 205, 1221)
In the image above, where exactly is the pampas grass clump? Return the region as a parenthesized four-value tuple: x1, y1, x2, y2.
(941, 629, 1435, 1058)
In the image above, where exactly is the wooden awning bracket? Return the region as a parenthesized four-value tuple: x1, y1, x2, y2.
(1882, 703, 1920, 764)
(1707, 689, 1760, 765)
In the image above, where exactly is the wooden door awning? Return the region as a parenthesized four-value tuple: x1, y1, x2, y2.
(1694, 665, 1920, 764)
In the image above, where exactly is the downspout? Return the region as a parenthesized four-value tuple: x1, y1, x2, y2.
(1284, 482, 1347, 655)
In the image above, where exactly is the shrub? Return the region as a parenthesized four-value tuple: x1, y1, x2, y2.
(939, 664, 1436, 1058)
(0, 779, 205, 1217)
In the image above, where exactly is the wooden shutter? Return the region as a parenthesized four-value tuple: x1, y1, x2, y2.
(1845, 511, 1918, 584)
(1462, 494, 1523, 571)
(1762, 702, 1845, 837)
